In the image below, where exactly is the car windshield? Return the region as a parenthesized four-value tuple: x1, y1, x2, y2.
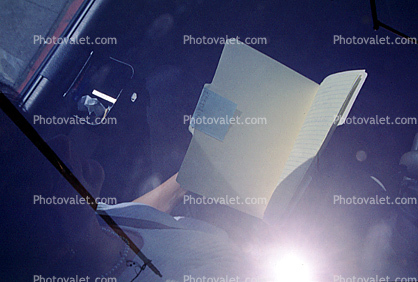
(1, 0, 418, 281)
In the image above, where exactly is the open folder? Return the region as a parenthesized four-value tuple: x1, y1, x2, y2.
(177, 40, 367, 219)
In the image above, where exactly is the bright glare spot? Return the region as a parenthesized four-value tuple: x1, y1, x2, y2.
(270, 253, 313, 282)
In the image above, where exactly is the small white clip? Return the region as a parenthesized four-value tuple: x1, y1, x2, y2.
(131, 92, 137, 102)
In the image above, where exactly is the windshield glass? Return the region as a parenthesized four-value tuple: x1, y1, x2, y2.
(1, 0, 418, 281)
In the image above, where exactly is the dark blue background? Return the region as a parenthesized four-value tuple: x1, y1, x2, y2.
(1, 0, 417, 280)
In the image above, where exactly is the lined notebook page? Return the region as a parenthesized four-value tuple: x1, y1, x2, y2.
(278, 70, 367, 183)
(264, 70, 367, 222)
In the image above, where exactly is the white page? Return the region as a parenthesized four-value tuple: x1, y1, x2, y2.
(265, 70, 367, 221)
(278, 70, 367, 182)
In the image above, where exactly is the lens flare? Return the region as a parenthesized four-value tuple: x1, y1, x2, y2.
(269, 253, 313, 282)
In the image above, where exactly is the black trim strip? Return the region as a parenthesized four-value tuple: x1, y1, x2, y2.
(98, 214, 181, 230)
(370, 0, 417, 44)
